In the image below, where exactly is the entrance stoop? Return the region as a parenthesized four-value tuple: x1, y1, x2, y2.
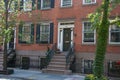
(42, 53, 72, 75)
(0, 52, 14, 74)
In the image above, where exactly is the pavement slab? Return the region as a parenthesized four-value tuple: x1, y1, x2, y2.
(0, 69, 85, 80)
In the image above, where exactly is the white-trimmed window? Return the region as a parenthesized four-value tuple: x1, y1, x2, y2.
(109, 25, 120, 44)
(61, 0, 72, 7)
(18, 23, 34, 44)
(83, 0, 96, 5)
(40, 24, 50, 43)
(22, 24, 31, 43)
(41, 0, 51, 9)
(82, 21, 96, 44)
(23, 0, 32, 11)
(36, 23, 54, 44)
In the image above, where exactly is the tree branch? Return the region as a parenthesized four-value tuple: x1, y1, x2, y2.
(8, 0, 14, 11)
(109, 18, 120, 25)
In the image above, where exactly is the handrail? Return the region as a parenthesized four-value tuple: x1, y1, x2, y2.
(45, 43, 56, 66)
(66, 44, 74, 69)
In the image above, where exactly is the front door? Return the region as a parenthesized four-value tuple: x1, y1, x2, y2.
(63, 28, 71, 51)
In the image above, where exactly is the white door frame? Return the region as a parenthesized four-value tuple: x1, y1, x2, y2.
(7, 27, 16, 50)
(57, 22, 74, 51)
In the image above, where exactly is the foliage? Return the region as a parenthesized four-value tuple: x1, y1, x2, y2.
(0, 0, 19, 44)
(85, 74, 108, 80)
(0, 0, 21, 70)
(87, 0, 120, 79)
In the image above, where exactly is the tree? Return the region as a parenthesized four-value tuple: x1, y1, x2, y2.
(0, 0, 19, 72)
(86, 0, 120, 79)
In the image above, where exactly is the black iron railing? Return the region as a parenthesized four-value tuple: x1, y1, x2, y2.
(45, 43, 56, 66)
(66, 44, 74, 69)
(7, 49, 16, 67)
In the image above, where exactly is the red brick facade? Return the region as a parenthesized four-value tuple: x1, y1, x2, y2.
(16, 0, 120, 53)
(14, 0, 120, 73)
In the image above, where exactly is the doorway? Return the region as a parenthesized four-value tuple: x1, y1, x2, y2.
(63, 28, 71, 51)
(58, 22, 74, 52)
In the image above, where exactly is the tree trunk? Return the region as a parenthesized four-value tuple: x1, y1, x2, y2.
(3, 0, 9, 71)
(94, 0, 110, 78)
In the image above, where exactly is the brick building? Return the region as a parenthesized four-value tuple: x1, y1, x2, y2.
(9, 0, 120, 74)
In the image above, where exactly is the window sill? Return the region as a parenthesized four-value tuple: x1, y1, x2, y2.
(82, 3, 98, 6)
(38, 44, 50, 46)
(82, 43, 96, 45)
(19, 43, 33, 46)
(23, 9, 32, 12)
(108, 43, 120, 46)
(60, 5, 73, 8)
(41, 7, 51, 10)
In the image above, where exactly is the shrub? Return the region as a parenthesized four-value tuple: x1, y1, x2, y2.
(85, 74, 108, 80)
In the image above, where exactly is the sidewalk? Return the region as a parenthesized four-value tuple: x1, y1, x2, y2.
(0, 69, 119, 80)
(0, 69, 85, 80)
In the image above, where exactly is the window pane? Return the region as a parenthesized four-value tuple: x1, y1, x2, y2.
(40, 33, 49, 41)
(84, 0, 95, 4)
(85, 0, 92, 3)
(24, 0, 32, 11)
(110, 25, 120, 43)
(84, 60, 93, 74)
(84, 33, 94, 42)
(83, 22, 95, 43)
(22, 26, 31, 43)
(42, 0, 51, 8)
(62, 0, 72, 7)
(111, 32, 120, 42)
(40, 24, 50, 43)
(84, 22, 93, 31)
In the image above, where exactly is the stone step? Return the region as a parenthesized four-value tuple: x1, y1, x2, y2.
(0, 61, 3, 64)
(53, 56, 66, 59)
(0, 66, 3, 70)
(50, 62, 66, 65)
(45, 69, 65, 74)
(51, 59, 66, 62)
(0, 56, 3, 57)
(42, 52, 72, 75)
(43, 68, 71, 74)
(55, 53, 65, 56)
(0, 59, 3, 62)
(47, 65, 66, 70)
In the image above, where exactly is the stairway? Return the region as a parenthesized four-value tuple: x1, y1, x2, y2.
(0, 51, 14, 74)
(0, 52, 3, 70)
(7, 49, 16, 67)
(42, 53, 72, 74)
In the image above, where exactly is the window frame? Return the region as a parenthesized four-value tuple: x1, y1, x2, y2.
(61, 0, 72, 7)
(83, 0, 96, 5)
(82, 21, 96, 44)
(21, 23, 32, 43)
(83, 59, 93, 74)
(39, 23, 50, 44)
(109, 25, 120, 44)
(41, 0, 51, 9)
(23, 0, 32, 11)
